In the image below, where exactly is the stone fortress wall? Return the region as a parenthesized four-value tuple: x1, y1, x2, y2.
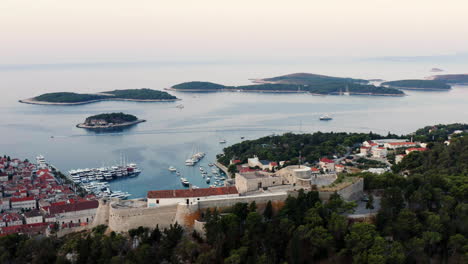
(90, 177, 364, 233)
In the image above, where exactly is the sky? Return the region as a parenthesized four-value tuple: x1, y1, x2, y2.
(2, 0, 468, 64)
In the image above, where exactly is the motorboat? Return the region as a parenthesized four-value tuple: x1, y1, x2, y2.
(168, 166, 177, 172)
(180, 177, 190, 186)
(319, 114, 333, 121)
(185, 159, 195, 166)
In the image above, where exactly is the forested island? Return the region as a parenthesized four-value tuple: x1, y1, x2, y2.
(0, 125, 466, 263)
(19, 88, 178, 105)
(428, 73, 468, 84)
(382, 79, 451, 90)
(77, 112, 145, 129)
(171, 73, 405, 96)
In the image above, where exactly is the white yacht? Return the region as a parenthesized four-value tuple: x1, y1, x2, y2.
(168, 166, 177, 172)
(180, 177, 190, 186)
(319, 114, 333, 121)
(219, 139, 227, 144)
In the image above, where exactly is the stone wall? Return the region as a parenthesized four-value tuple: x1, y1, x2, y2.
(318, 178, 364, 201)
(91, 190, 302, 233)
(174, 192, 292, 227)
(108, 202, 178, 232)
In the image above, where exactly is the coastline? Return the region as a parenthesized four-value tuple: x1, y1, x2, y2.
(19, 97, 180, 106)
(76, 119, 146, 129)
(167, 88, 405, 97)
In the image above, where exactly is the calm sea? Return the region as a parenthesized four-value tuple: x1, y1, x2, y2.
(0, 59, 467, 198)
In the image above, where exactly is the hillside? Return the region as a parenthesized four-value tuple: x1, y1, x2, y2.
(259, 72, 369, 85)
(382, 79, 451, 90)
(22, 88, 177, 105)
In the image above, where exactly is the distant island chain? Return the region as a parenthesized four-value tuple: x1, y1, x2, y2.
(18, 73, 468, 105)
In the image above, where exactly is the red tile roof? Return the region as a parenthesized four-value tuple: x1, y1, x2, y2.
(407, 147, 428, 152)
(11, 196, 35, 203)
(49, 200, 98, 215)
(311, 167, 320, 172)
(320, 158, 334, 163)
(148, 186, 238, 199)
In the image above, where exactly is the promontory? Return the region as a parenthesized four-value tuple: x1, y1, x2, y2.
(169, 73, 405, 96)
(19, 88, 178, 105)
(76, 112, 145, 129)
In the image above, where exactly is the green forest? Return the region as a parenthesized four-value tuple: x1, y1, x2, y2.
(85, 113, 138, 124)
(34, 92, 105, 103)
(0, 128, 466, 263)
(217, 131, 401, 166)
(411, 123, 468, 142)
(382, 80, 451, 89)
(172, 81, 404, 96)
(33, 89, 177, 103)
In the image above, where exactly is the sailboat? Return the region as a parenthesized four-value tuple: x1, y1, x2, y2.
(343, 84, 350, 96)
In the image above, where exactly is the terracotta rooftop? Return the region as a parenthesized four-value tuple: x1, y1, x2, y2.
(11, 196, 35, 202)
(320, 158, 334, 163)
(148, 186, 238, 199)
(49, 200, 98, 215)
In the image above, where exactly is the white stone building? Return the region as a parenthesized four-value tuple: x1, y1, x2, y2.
(235, 171, 284, 194)
(48, 200, 99, 225)
(24, 210, 43, 224)
(147, 187, 239, 207)
(10, 197, 36, 210)
(372, 147, 388, 158)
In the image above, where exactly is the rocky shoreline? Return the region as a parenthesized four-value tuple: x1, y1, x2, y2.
(19, 97, 180, 106)
(76, 119, 146, 129)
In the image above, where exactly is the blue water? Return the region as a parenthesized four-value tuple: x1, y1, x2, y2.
(0, 60, 467, 198)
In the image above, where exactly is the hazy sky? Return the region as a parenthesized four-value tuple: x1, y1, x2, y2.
(2, 0, 468, 64)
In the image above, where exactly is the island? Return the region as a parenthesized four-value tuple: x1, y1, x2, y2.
(430, 68, 444, 72)
(381, 79, 451, 90)
(76, 112, 145, 129)
(19, 88, 178, 105)
(170, 73, 405, 96)
(428, 74, 468, 84)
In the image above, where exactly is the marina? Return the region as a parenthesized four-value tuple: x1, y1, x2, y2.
(68, 162, 142, 199)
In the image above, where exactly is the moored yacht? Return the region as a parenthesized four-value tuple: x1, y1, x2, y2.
(180, 177, 190, 186)
(319, 114, 333, 121)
